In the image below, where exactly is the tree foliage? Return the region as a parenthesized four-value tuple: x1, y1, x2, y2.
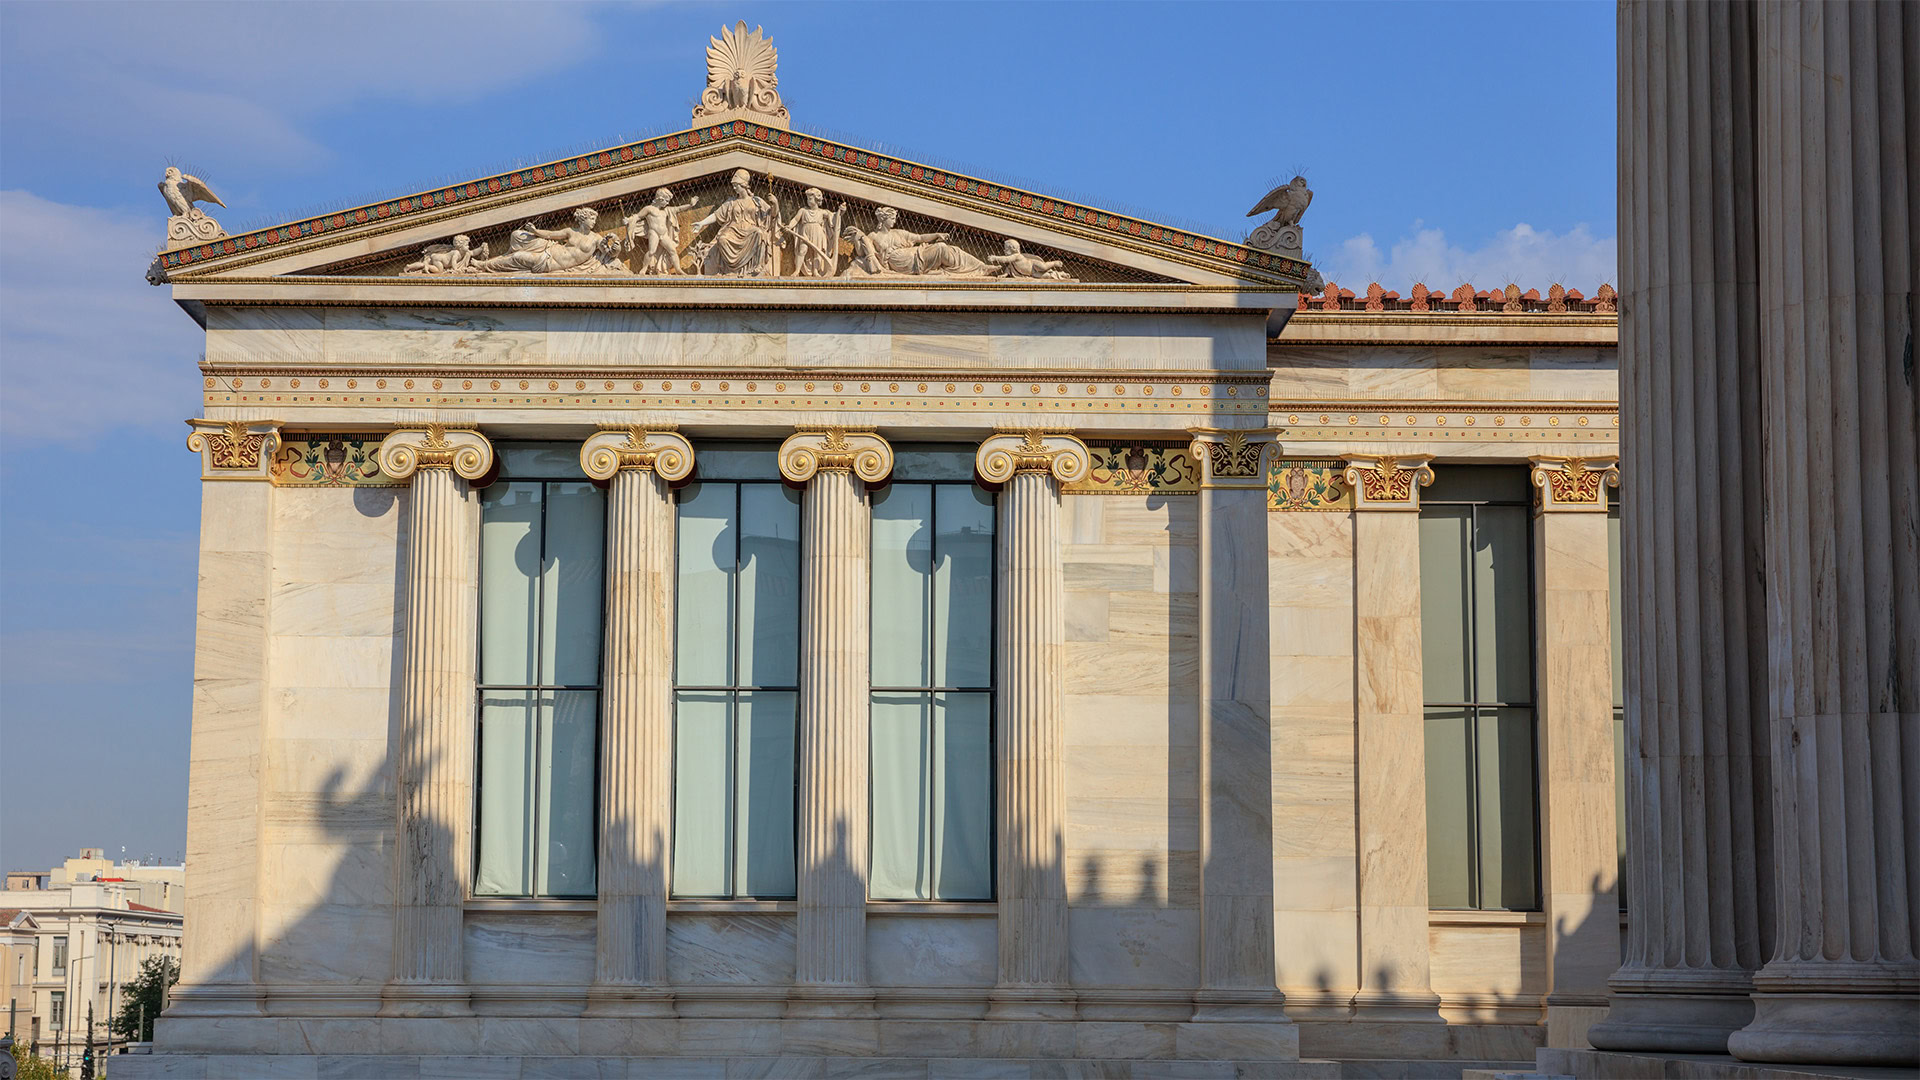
(8, 1041, 66, 1080)
(111, 955, 178, 1043)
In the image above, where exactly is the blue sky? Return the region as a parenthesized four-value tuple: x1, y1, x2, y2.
(0, 1, 1614, 872)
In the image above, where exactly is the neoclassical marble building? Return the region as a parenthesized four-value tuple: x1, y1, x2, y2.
(133, 24, 1642, 1078)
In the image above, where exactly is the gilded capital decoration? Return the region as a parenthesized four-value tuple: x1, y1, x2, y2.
(1529, 455, 1619, 512)
(1342, 454, 1436, 510)
(377, 424, 494, 481)
(581, 427, 694, 483)
(1188, 428, 1277, 488)
(186, 418, 282, 480)
(779, 429, 893, 485)
(975, 431, 1091, 485)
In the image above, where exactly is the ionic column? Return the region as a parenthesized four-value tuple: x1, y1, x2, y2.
(1529, 456, 1624, 1049)
(1188, 430, 1289, 1033)
(1343, 455, 1444, 1033)
(976, 431, 1088, 1020)
(780, 429, 893, 1018)
(1731, 3, 1920, 1065)
(376, 424, 493, 1018)
(580, 428, 693, 1018)
(162, 420, 282, 1027)
(1596, 0, 1777, 1054)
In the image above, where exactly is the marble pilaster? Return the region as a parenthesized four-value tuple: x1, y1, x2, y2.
(1596, 0, 1778, 1054)
(780, 429, 894, 1018)
(1731, 2, 1920, 1064)
(376, 425, 493, 1017)
(976, 431, 1089, 1020)
(165, 420, 282, 1020)
(580, 428, 695, 1017)
(1341, 454, 1444, 1031)
(1529, 456, 1624, 1049)
(1187, 430, 1287, 1025)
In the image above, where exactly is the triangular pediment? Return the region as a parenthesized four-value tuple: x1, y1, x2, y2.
(153, 124, 1318, 294)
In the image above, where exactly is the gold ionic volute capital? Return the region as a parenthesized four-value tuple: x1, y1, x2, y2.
(1529, 455, 1619, 512)
(581, 427, 694, 482)
(779, 428, 893, 485)
(1342, 453, 1436, 510)
(378, 424, 494, 481)
(975, 431, 1091, 485)
(186, 418, 282, 480)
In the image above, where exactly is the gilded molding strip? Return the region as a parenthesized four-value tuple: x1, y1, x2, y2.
(272, 434, 402, 487)
(1061, 444, 1200, 495)
(1266, 459, 1352, 511)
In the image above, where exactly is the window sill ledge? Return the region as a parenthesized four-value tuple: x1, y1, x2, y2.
(1428, 909, 1546, 927)
(669, 900, 796, 913)
(866, 901, 996, 916)
(464, 899, 596, 914)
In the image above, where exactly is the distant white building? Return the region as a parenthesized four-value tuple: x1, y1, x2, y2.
(0, 849, 185, 1063)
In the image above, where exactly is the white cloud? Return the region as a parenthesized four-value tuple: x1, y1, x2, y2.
(1, 2, 613, 175)
(1320, 222, 1617, 294)
(0, 190, 202, 441)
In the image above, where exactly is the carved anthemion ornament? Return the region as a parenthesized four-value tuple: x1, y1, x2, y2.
(1245, 175, 1311, 258)
(186, 418, 282, 480)
(159, 166, 226, 249)
(692, 21, 790, 128)
(1194, 430, 1267, 478)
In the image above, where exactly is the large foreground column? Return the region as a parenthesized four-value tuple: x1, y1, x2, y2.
(581, 428, 694, 1017)
(977, 431, 1088, 1020)
(1188, 430, 1288, 1029)
(1730, 2, 1920, 1064)
(1530, 456, 1624, 1049)
(1342, 455, 1444, 1037)
(164, 420, 282, 1023)
(377, 425, 493, 1017)
(1595, 0, 1776, 1054)
(781, 429, 893, 1018)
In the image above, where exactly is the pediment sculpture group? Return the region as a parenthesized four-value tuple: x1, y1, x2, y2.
(401, 168, 1075, 282)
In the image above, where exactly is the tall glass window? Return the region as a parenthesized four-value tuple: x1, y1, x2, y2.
(869, 449, 994, 900)
(673, 446, 801, 898)
(1419, 466, 1539, 911)
(475, 443, 605, 898)
(50, 935, 66, 977)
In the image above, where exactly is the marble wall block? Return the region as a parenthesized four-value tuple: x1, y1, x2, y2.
(465, 914, 596, 987)
(1428, 923, 1547, 1022)
(666, 914, 797, 986)
(1267, 512, 1360, 1005)
(866, 915, 996, 987)
(1268, 346, 1617, 403)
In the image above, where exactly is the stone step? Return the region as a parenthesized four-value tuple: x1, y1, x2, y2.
(109, 1055, 1544, 1080)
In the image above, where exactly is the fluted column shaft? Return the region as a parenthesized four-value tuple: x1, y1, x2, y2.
(779, 429, 890, 1017)
(378, 426, 490, 1017)
(1191, 430, 1286, 1026)
(581, 426, 692, 1016)
(1596, 0, 1776, 1054)
(972, 430, 1088, 1020)
(1729, 2, 1920, 1065)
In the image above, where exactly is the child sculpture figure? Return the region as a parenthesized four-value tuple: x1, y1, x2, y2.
(989, 239, 1074, 280)
(782, 187, 845, 277)
(624, 187, 699, 274)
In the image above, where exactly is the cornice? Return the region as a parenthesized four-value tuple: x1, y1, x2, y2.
(156, 121, 1314, 286)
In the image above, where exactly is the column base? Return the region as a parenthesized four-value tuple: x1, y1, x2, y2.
(582, 984, 676, 1018)
(1728, 991, 1920, 1067)
(378, 982, 473, 1017)
(1349, 987, 1445, 1024)
(986, 986, 1077, 1020)
(158, 983, 266, 1017)
(1587, 990, 1752, 1054)
(785, 984, 877, 1019)
(1191, 987, 1291, 1023)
